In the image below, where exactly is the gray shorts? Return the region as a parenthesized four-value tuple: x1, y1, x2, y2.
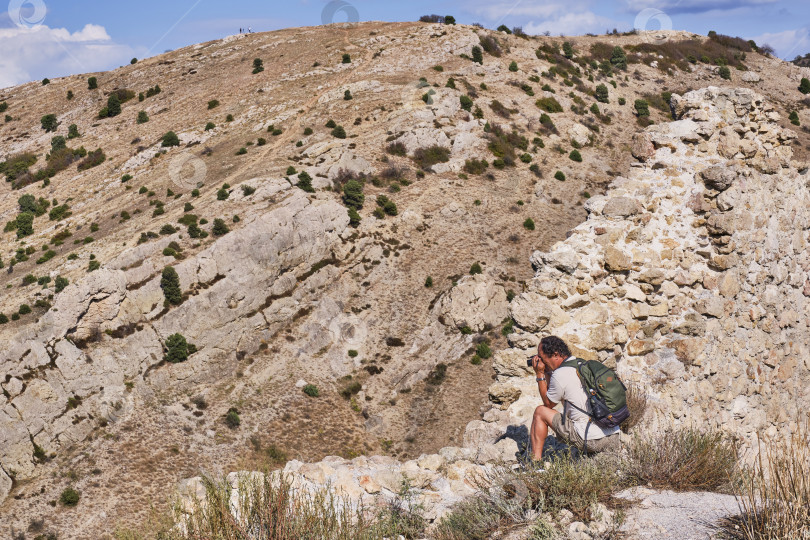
(551, 413, 620, 454)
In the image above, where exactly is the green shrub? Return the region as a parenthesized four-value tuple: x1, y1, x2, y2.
(60, 487, 80, 507)
(789, 111, 800, 126)
(472, 45, 483, 64)
(161, 131, 180, 147)
(470, 262, 482, 275)
(376, 195, 398, 216)
(459, 95, 473, 111)
(42, 78, 50, 85)
(226, 114, 234, 122)
(160, 266, 182, 305)
(412, 145, 450, 170)
(343, 179, 365, 209)
(296, 171, 314, 193)
(207, 99, 220, 109)
(718, 66, 731, 80)
(303, 384, 319, 397)
(800, 77, 810, 94)
(331, 125, 347, 139)
(41, 114, 58, 132)
(425, 276, 433, 288)
(225, 407, 241, 428)
(76, 148, 105, 171)
(476, 341, 492, 359)
(165, 333, 194, 363)
(55, 276, 69, 293)
(235, 147, 247, 156)
(18, 304, 32, 315)
(88, 77, 97, 89)
(569, 149, 582, 162)
(252, 58, 264, 74)
(634, 99, 650, 116)
(508, 61, 518, 72)
(212, 218, 230, 236)
(344, 89, 353, 100)
(536, 97, 563, 112)
(342, 53, 351, 64)
(595, 83, 609, 103)
(348, 207, 361, 227)
(106, 93, 122, 117)
(137, 110, 149, 124)
(523, 218, 535, 230)
(0, 314, 7, 324)
(205, 122, 215, 131)
(15, 212, 34, 239)
(562, 41, 574, 58)
(610, 46, 627, 69)
(463, 158, 488, 175)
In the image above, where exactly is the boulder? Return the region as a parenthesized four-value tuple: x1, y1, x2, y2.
(602, 197, 643, 218)
(438, 274, 508, 332)
(631, 132, 655, 162)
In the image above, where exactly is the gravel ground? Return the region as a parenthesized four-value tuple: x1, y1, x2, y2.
(616, 487, 741, 539)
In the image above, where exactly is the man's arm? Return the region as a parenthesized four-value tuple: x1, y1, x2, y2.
(531, 356, 557, 409)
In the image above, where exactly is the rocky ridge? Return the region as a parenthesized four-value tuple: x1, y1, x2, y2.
(181, 86, 810, 535)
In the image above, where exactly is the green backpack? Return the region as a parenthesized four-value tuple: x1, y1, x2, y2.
(561, 358, 629, 430)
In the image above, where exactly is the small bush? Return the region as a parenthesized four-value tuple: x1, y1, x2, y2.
(331, 125, 347, 139)
(536, 97, 563, 113)
(463, 158, 488, 175)
(342, 179, 365, 210)
(610, 46, 627, 69)
(77, 149, 106, 171)
(303, 384, 319, 397)
(235, 147, 247, 156)
(205, 122, 215, 131)
(470, 262, 482, 275)
(88, 77, 98, 89)
(225, 408, 241, 428)
(459, 95, 473, 112)
(426, 363, 448, 385)
(569, 149, 582, 162)
(718, 66, 731, 80)
(161, 131, 180, 147)
(160, 266, 182, 305)
(376, 195, 398, 216)
(412, 145, 450, 170)
(252, 58, 264, 74)
(424, 276, 433, 288)
(296, 171, 314, 193)
(472, 45, 483, 64)
(164, 333, 195, 363)
(634, 99, 650, 116)
(800, 77, 810, 94)
(624, 427, 738, 492)
(386, 141, 407, 156)
(342, 53, 351, 64)
(523, 218, 535, 230)
(789, 111, 801, 126)
(137, 111, 149, 124)
(508, 60, 518, 72)
(18, 304, 32, 315)
(212, 218, 230, 236)
(60, 487, 80, 507)
(207, 99, 220, 109)
(41, 114, 58, 132)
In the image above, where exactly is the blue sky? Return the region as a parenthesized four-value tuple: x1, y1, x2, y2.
(1, 0, 809, 88)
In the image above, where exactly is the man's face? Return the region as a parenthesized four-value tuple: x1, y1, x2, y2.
(537, 348, 555, 371)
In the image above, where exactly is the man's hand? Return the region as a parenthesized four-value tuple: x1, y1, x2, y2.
(531, 355, 543, 377)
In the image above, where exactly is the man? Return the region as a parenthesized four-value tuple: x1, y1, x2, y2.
(529, 336, 620, 462)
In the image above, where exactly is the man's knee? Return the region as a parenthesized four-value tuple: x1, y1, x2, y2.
(533, 405, 554, 425)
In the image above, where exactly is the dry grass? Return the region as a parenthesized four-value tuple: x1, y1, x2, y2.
(624, 427, 739, 492)
(120, 473, 426, 540)
(434, 453, 622, 540)
(621, 385, 648, 433)
(720, 424, 810, 540)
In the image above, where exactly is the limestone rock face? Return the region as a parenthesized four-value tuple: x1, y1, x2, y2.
(438, 274, 509, 332)
(0, 191, 349, 495)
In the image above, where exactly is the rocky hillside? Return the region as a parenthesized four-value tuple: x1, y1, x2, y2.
(1, 21, 810, 537)
(180, 85, 809, 539)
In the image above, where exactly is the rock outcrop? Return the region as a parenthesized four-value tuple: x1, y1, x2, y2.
(179, 87, 809, 532)
(0, 189, 349, 501)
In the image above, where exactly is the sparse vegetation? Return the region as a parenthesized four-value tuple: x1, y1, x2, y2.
(160, 266, 182, 305)
(303, 384, 319, 397)
(296, 171, 315, 193)
(59, 487, 80, 507)
(162, 131, 180, 147)
(536, 97, 563, 113)
(412, 145, 450, 170)
(88, 77, 97, 89)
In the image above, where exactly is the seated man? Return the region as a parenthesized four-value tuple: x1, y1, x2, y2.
(529, 336, 620, 462)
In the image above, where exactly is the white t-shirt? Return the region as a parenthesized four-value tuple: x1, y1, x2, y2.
(546, 358, 620, 440)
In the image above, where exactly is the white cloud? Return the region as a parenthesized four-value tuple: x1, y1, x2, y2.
(750, 26, 810, 60)
(524, 11, 624, 36)
(0, 23, 141, 89)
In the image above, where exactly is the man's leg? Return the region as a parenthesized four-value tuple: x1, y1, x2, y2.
(530, 406, 558, 461)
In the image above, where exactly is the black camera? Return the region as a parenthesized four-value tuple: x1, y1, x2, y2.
(527, 356, 536, 367)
